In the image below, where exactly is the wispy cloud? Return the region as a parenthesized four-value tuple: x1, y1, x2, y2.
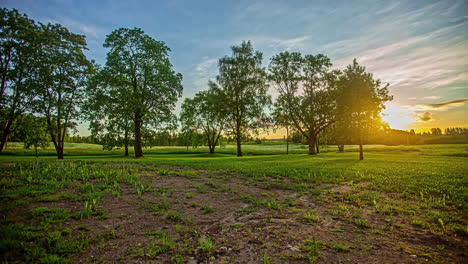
(393, 98, 468, 126)
(332, 20, 468, 106)
(235, 36, 311, 53)
(421, 96, 441, 100)
(41, 16, 106, 40)
(186, 57, 218, 96)
(422, 98, 468, 109)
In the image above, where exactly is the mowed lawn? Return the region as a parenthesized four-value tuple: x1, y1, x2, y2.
(1, 143, 467, 263)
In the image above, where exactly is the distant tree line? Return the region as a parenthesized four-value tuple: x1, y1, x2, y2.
(287, 127, 468, 146)
(2, 8, 400, 160)
(444, 127, 467, 136)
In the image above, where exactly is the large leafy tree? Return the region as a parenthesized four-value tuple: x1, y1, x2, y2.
(216, 41, 270, 156)
(337, 59, 392, 160)
(269, 52, 338, 155)
(102, 28, 183, 158)
(85, 67, 134, 156)
(0, 8, 41, 152)
(35, 23, 94, 159)
(180, 81, 227, 154)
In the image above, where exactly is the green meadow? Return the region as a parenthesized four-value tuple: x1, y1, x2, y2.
(1, 143, 467, 263)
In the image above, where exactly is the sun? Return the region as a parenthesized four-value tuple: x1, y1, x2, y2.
(381, 103, 416, 130)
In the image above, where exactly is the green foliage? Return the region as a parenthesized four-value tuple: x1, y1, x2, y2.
(149, 200, 171, 215)
(34, 22, 94, 159)
(16, 115, 50, 156)
(216, 41, 270, 156)
(200, 204, 214, 214)
(353, 218, 369, 228)
(198, 236, 215, 252)
(334, 242, 351, 252)
(263, 250, 271, 264)
(180, 83, 227, 154)
(269, 52, 338, 155)
(0, 8, 41, 152)
(300, 237, 326, 263)
(97, 27, 183, 158)
(0, 8, 93, 159)
(336, 59, 392, 160)
(300, 211, 321, 224)
(166, 211, 183, 222)
(136, 231, 175, 258)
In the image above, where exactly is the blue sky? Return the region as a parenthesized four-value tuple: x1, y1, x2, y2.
(2, 0, 468, 133)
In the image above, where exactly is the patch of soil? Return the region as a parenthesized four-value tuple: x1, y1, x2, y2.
(22, 164, 467, 263)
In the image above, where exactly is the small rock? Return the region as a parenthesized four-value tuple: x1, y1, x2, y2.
(410, 255, 417, 258)
(287, 244, 300, 252)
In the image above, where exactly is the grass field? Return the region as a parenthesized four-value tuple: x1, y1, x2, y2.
(1, 143, 467, 263)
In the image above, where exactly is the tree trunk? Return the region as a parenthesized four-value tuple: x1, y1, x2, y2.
(124, 143, 129, 156)
(286, 126, 289, 155)
(0, 121, 12, 152)
(57, 146, 64, 159)
(316, 136, 320, 154)
(124, 126, 129, 156)
(359, 133, 364, 160)
(235, 124, 242, 156)
(134, 114, 143, 158)
(338, 144, 344, 152)
(209, 145, 215, 154)
(358, 123, 364, 160)
(359, 144, 363, 160)
(308, 136, 317, 155)
(236, 134, 242, 157)
(35, 146, 38, 158)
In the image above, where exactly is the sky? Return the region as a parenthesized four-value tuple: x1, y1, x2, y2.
(2, 0, 468, 136)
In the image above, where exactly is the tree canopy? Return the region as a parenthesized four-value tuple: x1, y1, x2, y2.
(336, 59, 393, 160)
(180, 81, 227, 154)
(269, 52, 338, 154)
(35, 23, 94, 159)
(100, 27, 183, 158)
(0, 8, 40, 152)
(216, 41, 270, 156)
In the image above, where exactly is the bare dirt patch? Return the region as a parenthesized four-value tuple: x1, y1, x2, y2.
(59, 164, 467, 263)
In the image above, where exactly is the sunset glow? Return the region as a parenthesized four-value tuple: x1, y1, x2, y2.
(381, 103, 416, 131)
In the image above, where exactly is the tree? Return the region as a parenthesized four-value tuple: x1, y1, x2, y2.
(102, 28, 183, 158)
(431, 128, 442, 135)
(85, 67, 134, 156)
(0, 8, 41, 152)
(320, 123, 347, 152)
(216, 41, 270, 156)
(180, 81, 227, 154)
(336, 59, 392, 160)
(35, 23, 94, 159)
(269, 52, 338, 155)
(18, 115, 49, 157)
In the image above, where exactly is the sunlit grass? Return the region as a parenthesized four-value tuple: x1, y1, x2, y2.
(2, 143, 466, 209)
